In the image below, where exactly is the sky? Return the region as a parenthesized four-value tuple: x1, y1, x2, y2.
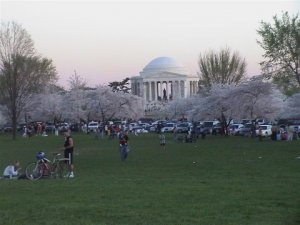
(0, 0, 299, 88)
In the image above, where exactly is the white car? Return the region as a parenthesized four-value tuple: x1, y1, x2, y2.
(256, 125, 272, 137)
(132, 126, 149, 134)
(229, 124, 244, 135)
(161, 123, 176, 133)
(88, 121, 99, 132)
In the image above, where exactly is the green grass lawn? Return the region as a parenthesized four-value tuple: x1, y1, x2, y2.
(0, 133, 299, 225)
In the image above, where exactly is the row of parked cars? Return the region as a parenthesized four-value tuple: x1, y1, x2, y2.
(212, 122, 300, 137)
(65, 119, 300, 137)
(125, 121, 192, 134)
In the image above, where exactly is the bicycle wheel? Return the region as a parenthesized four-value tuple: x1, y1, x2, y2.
(57, 161, 70, 179)
(25, 162, 43, 180)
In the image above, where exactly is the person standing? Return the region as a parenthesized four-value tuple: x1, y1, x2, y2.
(258, 127, 263, 141)
(159, 132, 166, 150)
(287, 125, 294, 141)
(63, 130, 75, 178)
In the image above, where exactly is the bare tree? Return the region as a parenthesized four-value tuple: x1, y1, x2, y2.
(68, 70, 88, 90)
(198, 47, 247, 90)
(0, 21, 57, 139)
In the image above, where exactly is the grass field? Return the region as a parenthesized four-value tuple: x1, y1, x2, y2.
(0, 133, 299, 225)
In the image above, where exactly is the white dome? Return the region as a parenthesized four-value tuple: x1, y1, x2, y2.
(140, 56, 188, 77)
(144, 57, 180, 70)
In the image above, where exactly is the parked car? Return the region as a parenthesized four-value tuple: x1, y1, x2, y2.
(45, 123, 55, 133)
(239, 123, 254, 136)
(2, 124, 13, 132)
(139, 123, 151, 131)
(131, 125, 148, 134)
(176, 122, 192, 133)
(200, 121, 219, 134)
(256, 125, 272, 137)
(229, 124, 244, 135)
(88, 121, 99, 132)
(212, 124, 223, 135)
(149, 124, 162, 132)
(161, 123, 176, 133)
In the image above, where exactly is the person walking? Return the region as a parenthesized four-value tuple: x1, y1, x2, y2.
(173, 126, 177, 142)
(63, 130, 75, 178)
(119, 131, 129, 161)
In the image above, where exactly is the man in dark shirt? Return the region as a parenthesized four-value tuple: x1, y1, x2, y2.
(64, 130, 75, 178)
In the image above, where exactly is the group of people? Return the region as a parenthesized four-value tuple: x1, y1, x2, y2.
(22, 122, 48, 138)
(2, 130, 75, 179)
(2, 125, 190, 180)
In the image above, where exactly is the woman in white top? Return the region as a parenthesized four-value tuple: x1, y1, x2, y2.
(3, 161, 21, 179)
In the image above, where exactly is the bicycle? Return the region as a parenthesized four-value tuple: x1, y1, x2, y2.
(25, 152, 71, 180)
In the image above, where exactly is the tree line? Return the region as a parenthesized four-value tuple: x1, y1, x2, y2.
(0, 12, 299, 139)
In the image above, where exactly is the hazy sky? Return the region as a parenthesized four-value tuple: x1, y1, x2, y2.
(1, 0, 299, 88)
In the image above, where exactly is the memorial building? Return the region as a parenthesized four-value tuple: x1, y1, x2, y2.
(130, 57, 199, 105)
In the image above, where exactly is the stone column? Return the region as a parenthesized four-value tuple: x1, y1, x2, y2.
(149, 81, 152, 101)
(154, 81, 157, 101)
(180, 80, 185, 98)
(160, 81, 163, 100)
(166, 81, 169, 100)
(170, 81, 173, 100)
(174, 81, 178, 99)
(137, 82, 140, 96)
(193, 81, 195, 95)
(143, 82, 147, 101)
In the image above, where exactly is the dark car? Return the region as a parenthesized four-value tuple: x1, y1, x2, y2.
(45, 123, 56, 133)
(69, 123, 81, 132)
(212, 125, 223, 135)
(2, 124, 13, 132)
(239, 123, 253, 136)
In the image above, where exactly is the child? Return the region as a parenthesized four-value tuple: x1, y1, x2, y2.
(159, 133, 166, 150)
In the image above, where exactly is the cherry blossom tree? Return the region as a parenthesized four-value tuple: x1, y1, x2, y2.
(60, 86, 144, 124)
(89, 86, 144, 122)
(166, 97, 194, 120)
(283, 92, 300, 118)
(189, 84, 240, 133)
(188, 78, 285, 132)
(232, 77, 286, 121)
(30, 92, 65, 123)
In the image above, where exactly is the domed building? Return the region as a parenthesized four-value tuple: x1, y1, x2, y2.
(130, 57, 199, 103)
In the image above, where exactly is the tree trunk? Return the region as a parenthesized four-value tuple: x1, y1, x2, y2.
(12, 108, 17, 140)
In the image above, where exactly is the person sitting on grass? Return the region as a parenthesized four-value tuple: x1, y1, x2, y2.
(3, 161, 23, 179)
